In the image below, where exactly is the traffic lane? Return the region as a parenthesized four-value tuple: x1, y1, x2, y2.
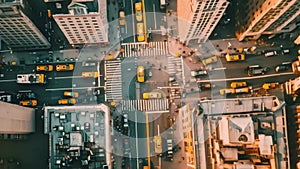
(199, 72, 297, 87)
(121, 58, 137, 99)
(0, 81, 51, 106)
(199, 64, 295, 80)
(196, 73, 298, 100)
(122, 15, 134, 40)
(218, 54, 295, 71)
(149, 112, 170, 168)
(144, 0, 157, 30)
(132, 111, 149, 169)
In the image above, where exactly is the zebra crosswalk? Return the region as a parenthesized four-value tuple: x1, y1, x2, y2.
(104, 59, 122, 101)
(168, 55, 183, 77)
(121, 41, 168, 57)
(121, 99, 169, 112)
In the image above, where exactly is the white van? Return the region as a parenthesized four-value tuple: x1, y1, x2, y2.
(264, 51, 277, 57)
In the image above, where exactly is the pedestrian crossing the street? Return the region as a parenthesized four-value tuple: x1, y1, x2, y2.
(121, 41, 168, 57)
(104, 59, 122, 101)
(121, 99, 169, 112)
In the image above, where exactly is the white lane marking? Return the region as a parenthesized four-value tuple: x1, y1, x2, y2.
(54, 76, 82, 79)
(135, 110, 139, 169)
(131, 0, 136, 43)
(214, 67, 227, 70)
(0, 79, 16, 83)
(197, 72, 295, 83)
(45, 86, 105, 91)
(153, 4, 157, 29)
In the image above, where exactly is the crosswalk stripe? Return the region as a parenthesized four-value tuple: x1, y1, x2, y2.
(121, 41, 169, 57)
(105, 59, 122, 101)
(120, 99, 169, 112)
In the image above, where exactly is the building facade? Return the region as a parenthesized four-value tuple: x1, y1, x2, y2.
(53, 0, 108, 46)
(0, 0, 50, 51)
(236, 0, 300, 41)
(177, 0, 229, 45)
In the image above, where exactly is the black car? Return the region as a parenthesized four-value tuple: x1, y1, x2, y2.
(0, 94, 12, 102)
(17, 91, 36, 100)
(275, 62, 291, 72)
(247, 65, 270, 76)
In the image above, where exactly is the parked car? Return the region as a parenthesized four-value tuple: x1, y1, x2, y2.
(123, 113, 129, 128)
(123, 138, 130, 154)
(166, 139, 173, 161)
(191, 69, 207, 77)
(56, 64, 74, 71)
(275, 62, 291, 72)
(143, 92, 162, 99)
(0, 94, 12, 102)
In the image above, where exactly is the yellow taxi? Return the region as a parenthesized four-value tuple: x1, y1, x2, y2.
(82, 72, 99, 78)
(36, 65, 53, 71)
(19, 100, 37, 107)
(230, 81, 247, 89)
(119, 10, 126, 26)
(135, 2, 143, 21)
(63, 91, 79, 98)
(143, 92, 162, 99)
(262, 82, 279, 90)
(225, 54, 245, 62)
(202, 56, 218, 65)
(136, 23, 145, 42)
(56, 64, 74, 71)
(154, 136, 162, 154)
(137, 66, 145, 82)
(58, 98, 76, 105)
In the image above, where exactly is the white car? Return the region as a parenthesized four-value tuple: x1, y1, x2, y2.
(264, 51, 278, 57)
(191, 69, 207, 77)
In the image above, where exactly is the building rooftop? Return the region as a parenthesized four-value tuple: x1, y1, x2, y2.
(0, 101, 35, 134)
(44, 104, 110, 169)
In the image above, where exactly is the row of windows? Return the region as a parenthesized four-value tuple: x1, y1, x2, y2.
(58, 16, 98, 21)
(251, 0, 298, 32)
(267, 6, 300, 31)
(59, 19, 98, 24)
